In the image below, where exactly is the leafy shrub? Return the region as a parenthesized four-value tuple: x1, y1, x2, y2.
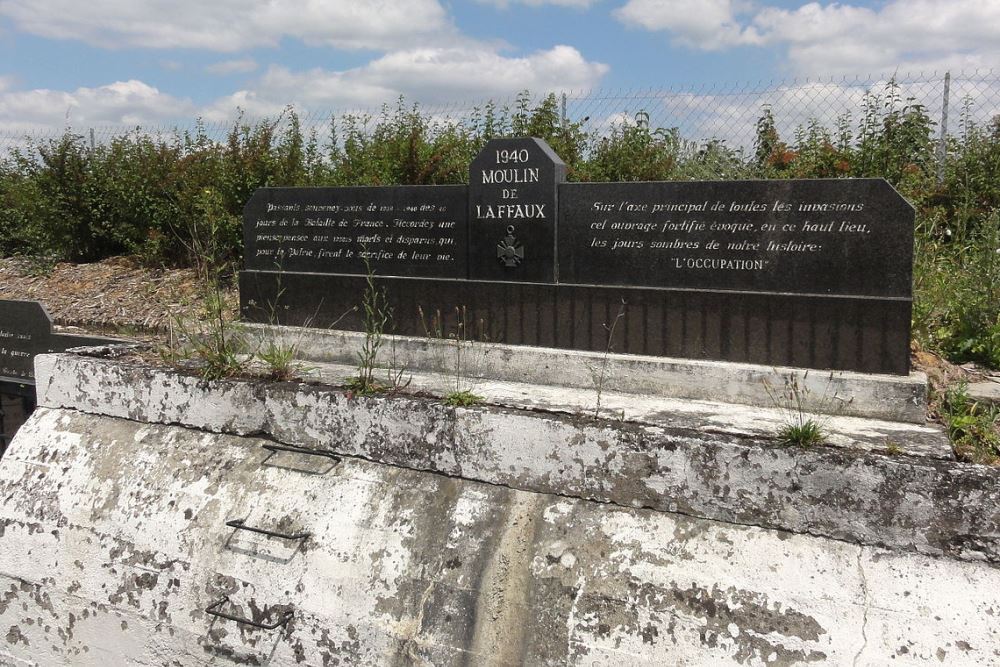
(583, 114, 680, 182)
(941, 384, 1000, 464)
(914, 209, 1000, 368)
(1, 86, 998, 371)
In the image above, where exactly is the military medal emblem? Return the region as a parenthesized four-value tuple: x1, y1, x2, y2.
(496, 225, 524, 268)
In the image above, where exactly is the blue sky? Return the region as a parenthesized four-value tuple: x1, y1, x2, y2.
(0, 0, 997, 133)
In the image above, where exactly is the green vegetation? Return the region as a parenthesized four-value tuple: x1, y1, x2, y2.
(1, 83, 998, 372)
(884, 440, 904, 456)
(592, 299, 626, 420)
(346, 251, 391, 395)
(777, 419, 826, 448)
(444, 390, 483, 407)
(763, 371, 850, 448)
(256, 339, 300, 381)
(4, 82, 995, 458)
(157, 186, 247, 381)
(940, 384, 1000, 465)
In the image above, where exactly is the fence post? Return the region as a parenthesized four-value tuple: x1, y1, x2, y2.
(89, 128, 96, 152)
(560, 93, 567, 131)
(937, 71, 950, 184)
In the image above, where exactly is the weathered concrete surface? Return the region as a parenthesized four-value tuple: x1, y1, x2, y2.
(2, 408, 999, 666)
(241, 324, 929, 423)
(291, 358, 952, 460)
(35, 353, 1000, 564)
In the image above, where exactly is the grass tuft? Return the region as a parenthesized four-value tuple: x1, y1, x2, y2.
(776, 419, 825, 447)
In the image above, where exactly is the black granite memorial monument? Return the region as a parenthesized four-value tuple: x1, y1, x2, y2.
(241, 138, 915, 375)
(0, 300, 116, 454)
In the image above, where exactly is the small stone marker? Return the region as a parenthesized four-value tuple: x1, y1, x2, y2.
(0, 300, 118, 450)
(240, 138, 915, 375)
(0, 300, 116, 382)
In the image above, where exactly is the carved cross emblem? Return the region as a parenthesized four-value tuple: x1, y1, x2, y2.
(496, 225, 524, 267)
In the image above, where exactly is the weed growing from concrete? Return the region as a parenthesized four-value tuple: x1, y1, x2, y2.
(941, 382, 1000, 464)
(256, 340, 299, 381)
(383, 325, 412, 393)
(592, 299, 626, 419)
(187, 285, 247, 380)
(419, 305, 489, 405)
(444, 389, 482, 407)
(777, 419, 825, 447)
(884, 440, 904, 456)
(763, 371, 851, 447)
(250, 272, 308, 381)
(160, 188, 247, 380)
(347, 250, 390, 395)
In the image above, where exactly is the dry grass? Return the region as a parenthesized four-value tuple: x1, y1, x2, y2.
(0, 256, 238, 334)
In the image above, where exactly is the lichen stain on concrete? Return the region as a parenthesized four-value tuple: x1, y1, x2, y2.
(310, 624, 362, 666)
(5, 625, 28, 646)
(668, 583, 826, 663)
(6, 383, 1000, 665)
(108, 570, 159, 609)
(577, 580, 827, 666)
(466, 490, 545, 666)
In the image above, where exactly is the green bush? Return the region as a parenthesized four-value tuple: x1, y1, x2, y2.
(583, 115, 680, 182)
(941, 383, 1000, 464)
(1, 85, 998, 370)
(914, 209, 1000, 368)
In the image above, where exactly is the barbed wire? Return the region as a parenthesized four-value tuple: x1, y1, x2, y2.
(1, 69, 997, 156)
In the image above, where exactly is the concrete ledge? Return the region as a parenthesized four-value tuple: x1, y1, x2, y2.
(241, 324, 928, 423)
(36, 352, 1000, 564)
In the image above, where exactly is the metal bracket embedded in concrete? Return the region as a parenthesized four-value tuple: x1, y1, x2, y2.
(240, 324, 929, 423)
(35, 352, 1000, 565)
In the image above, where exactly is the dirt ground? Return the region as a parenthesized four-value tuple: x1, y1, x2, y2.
(0, 256, 238, 339)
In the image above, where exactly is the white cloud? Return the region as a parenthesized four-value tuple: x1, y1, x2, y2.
(0, 42, 608, 137)
(477, 0, 597, 8)
(657, 82, 871, 148)
(751, 0, 1000, 75)
(0, 80, 195, 134)
(614, 0, 1000, 75)
(205, 59, 258, 76)
(201, 45, 609, 120)
(0, 0, 455, 52)
(614, 0, 762, 50)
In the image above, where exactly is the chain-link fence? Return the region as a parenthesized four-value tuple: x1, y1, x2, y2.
(1, 69, 998, 159)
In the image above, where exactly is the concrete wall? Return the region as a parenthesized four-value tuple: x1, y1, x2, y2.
(1, 408, 999, 666)
(0, 351, 996, 665)
(35, 352, 1000, 564)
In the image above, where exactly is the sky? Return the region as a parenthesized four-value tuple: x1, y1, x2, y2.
(0, 0, 997, 135)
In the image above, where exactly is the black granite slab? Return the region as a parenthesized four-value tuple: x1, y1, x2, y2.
(244, 185, 468, 278)
(558, 179, 913, 297)
(468, 138, 566, 283)
(0, 381, 34, 455)
(241, 272, 911, 374)
(0, 300, 117, 383)
(239, 140, 915, 375)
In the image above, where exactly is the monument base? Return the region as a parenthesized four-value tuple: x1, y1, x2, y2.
(240, 322, 929, 424)
(241, 270, 912, 375)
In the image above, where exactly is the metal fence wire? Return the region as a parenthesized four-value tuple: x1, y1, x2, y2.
(1, 70, 998, 163)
